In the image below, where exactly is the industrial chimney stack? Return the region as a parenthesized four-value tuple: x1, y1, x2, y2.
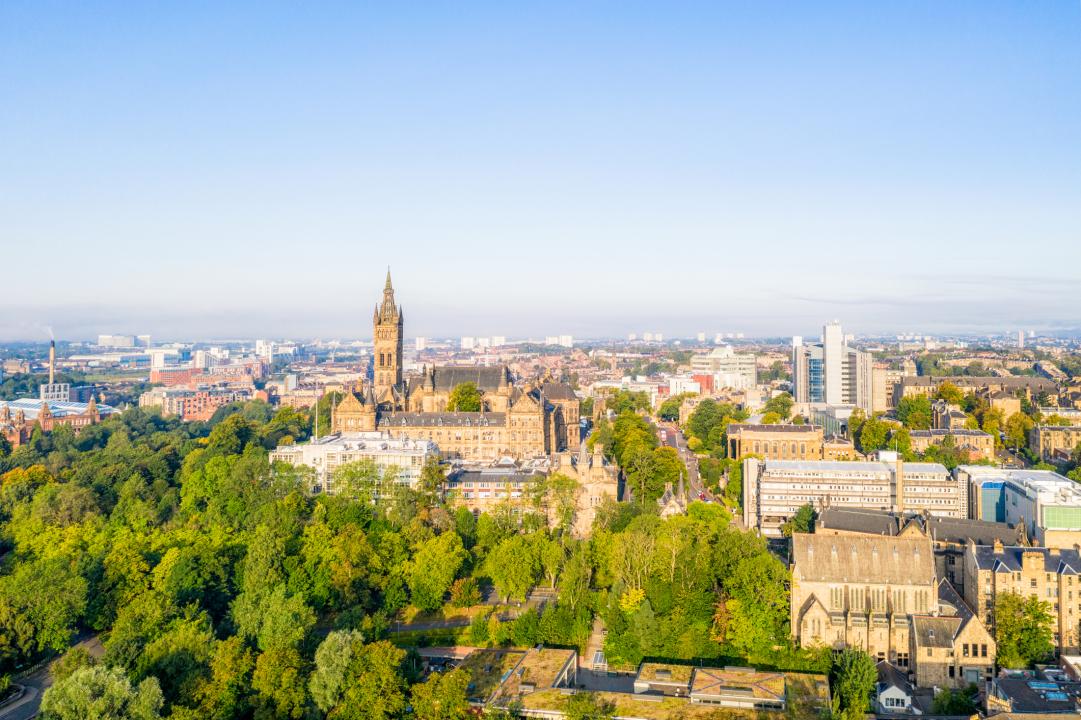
(49, 340, 56, 385)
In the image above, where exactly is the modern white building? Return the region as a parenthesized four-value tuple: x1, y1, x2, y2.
(792, 321, 873, 413)
(270, 432, 438, 495)
(414, 337, 427, 352)
(460, 336, 475, 350)
(743, 457, 963, 537)
(97, 334, 136, 348)
(958, 466, 1081, 547)
(689, 346, 757, 389)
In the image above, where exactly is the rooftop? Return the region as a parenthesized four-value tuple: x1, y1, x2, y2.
(0, 398, 115, 420)
(689, 666, 785, 703)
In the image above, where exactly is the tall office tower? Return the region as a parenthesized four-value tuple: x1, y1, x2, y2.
(460, 337, 475, 350)
(1017, 330, 1025, 349)
(792, 321, 872, 412)
(822, 321, 844, 405)
(414, 337, 427, 352)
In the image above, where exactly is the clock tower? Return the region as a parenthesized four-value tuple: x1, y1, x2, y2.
(372, 269, 403, 403)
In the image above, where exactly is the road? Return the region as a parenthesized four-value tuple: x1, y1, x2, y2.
(0, 635, 102, 720)
(657, 422, 707, 500)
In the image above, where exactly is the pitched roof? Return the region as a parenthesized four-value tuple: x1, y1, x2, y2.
(817, 507, 900, 536)
(911, 616, 962, 649)
(540, 380, 577, 401)
(791, 533, 934, 585)
(428, 366, 510, 392)
(972, 545, 1081, 574)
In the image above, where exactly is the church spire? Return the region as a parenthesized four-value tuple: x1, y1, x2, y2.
(384, 267, 393, 292)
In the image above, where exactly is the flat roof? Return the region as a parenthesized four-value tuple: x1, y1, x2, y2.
(690, 666, 785, 703)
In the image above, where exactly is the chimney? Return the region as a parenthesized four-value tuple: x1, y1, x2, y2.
(49, 340, 56, 386)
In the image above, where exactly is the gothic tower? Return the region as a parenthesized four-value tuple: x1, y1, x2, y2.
(372, 268, 403, 402)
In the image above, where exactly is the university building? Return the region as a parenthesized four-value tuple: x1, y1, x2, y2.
(331, 272, 578, 461)
(790, 533, 995, 688)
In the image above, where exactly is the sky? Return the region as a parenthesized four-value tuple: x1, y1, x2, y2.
(2, 1, 1080, 342)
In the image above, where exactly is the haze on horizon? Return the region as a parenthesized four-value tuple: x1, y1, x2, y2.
(2, 2, 1079, 343)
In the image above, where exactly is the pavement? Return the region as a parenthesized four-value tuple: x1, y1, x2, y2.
(576, 617, 635, 693)
(0, 635, 102, 720)
(657, 421, 708, 500)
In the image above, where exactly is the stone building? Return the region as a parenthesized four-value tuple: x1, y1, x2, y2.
(963, 540, 1081, 654)
(908, 428, 995, 462)
(331, 273, 576, 461)
(1030, 424, 1081, 464)
(791, 533, 995, 688)
(726, 423, 825, 461)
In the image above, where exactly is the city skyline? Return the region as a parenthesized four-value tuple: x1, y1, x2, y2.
(3, 2, 1080, 340)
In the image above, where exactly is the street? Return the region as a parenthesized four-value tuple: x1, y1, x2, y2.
(0, 635, 103, 720)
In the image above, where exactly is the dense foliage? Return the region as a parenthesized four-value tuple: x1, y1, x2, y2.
(0, 398, 817, 718)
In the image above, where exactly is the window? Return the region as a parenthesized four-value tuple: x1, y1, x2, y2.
(981, 644, 987, 657)
(962, 644, 970, 657)
(948, 665, 955, 679)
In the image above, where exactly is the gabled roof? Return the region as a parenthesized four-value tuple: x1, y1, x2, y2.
(911, 615, 962, 649)
(791, 533, 934, 585)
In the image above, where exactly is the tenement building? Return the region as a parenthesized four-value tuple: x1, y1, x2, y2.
(743, 458, 964, 537)
(331, 273, 577, 461)
(1030, 424, 1081, 464)
(908, 429, 995, 462)
(963, 540, 1081, 654)
(790, 533, 995, 687)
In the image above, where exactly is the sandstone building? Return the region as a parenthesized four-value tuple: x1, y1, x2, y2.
(331, 273, 577, 461)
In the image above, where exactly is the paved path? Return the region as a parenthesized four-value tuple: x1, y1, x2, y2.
(0, 634, 103, 720)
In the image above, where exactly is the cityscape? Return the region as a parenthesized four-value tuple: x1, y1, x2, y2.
(3, 3, 1081, 720)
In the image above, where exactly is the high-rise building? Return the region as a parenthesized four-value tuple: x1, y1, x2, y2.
(792, 321, 872, 412)
(559, 335, 573, 348)
(696, 332, 706, 343)
(460, 336, 475, 350)
(491, 336, 506, 347)
(414, 337, 427, 352)
(1017, 330, 1025, 349)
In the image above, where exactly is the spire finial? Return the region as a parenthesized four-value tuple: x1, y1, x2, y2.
(385, 267, 393, 291)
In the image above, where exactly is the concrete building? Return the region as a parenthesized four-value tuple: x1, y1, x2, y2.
(269, 431, 438, 495)
(97, 334, 136, 348)
(871, 362, 915, 413)
(792, 322, 873, 413)
(743, 458, 963, 537)
(689, 346, 757, 389)
(958, 466, 1081, 548)
(964, 541, 1081, 654)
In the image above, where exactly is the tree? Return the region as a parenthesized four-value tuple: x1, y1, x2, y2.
(310, 638, 407, 720)
(857, 416, 890, 453)
(781, 504, 816, 537)
(417, 456, 445, 506)
(760, 411, 782, 425)
(832, 648, 876, 720)
(763, 392, 794, 421)
(446, 382, 482, 412)
(657, 393, 691, 422)
(40, 665, 164, 720)
(410, 669, 472, 720)
(896, 395, 932, 430)
(486, 535, 540, 602)
(995, 592, 1054, 668)
(933, 685, 978, 715)
(408, 532, 467, 611)
(1005, 412, 1034, 450)
(935, 381, 965, 405)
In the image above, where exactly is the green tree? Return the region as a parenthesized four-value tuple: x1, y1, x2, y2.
(40, 665, 164, 720)
(896, 395, 932, 430)
(446, 382, 482, 412)
(486, 535, 540, 602)
(657, 393, 691, 422)
(935, 381, 964, 405)
(1005, 412, 1033, 450)
(408, 532, 467, 611)
(410, 669, 472, 720)
(832, 648, 876, 720)
(763, 392, 794, 420)
(995, 592, 1054, 668)
(857, 416, 890, 453)
(933, 685, 978, 715)
(310, 636, 406, 720)
(780, 503, 816, 537)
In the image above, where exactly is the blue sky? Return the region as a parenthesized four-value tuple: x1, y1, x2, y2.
(2, 1, 1079, 341)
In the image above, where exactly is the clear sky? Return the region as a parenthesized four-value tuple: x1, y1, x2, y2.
(2, 1, 1079, 341)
